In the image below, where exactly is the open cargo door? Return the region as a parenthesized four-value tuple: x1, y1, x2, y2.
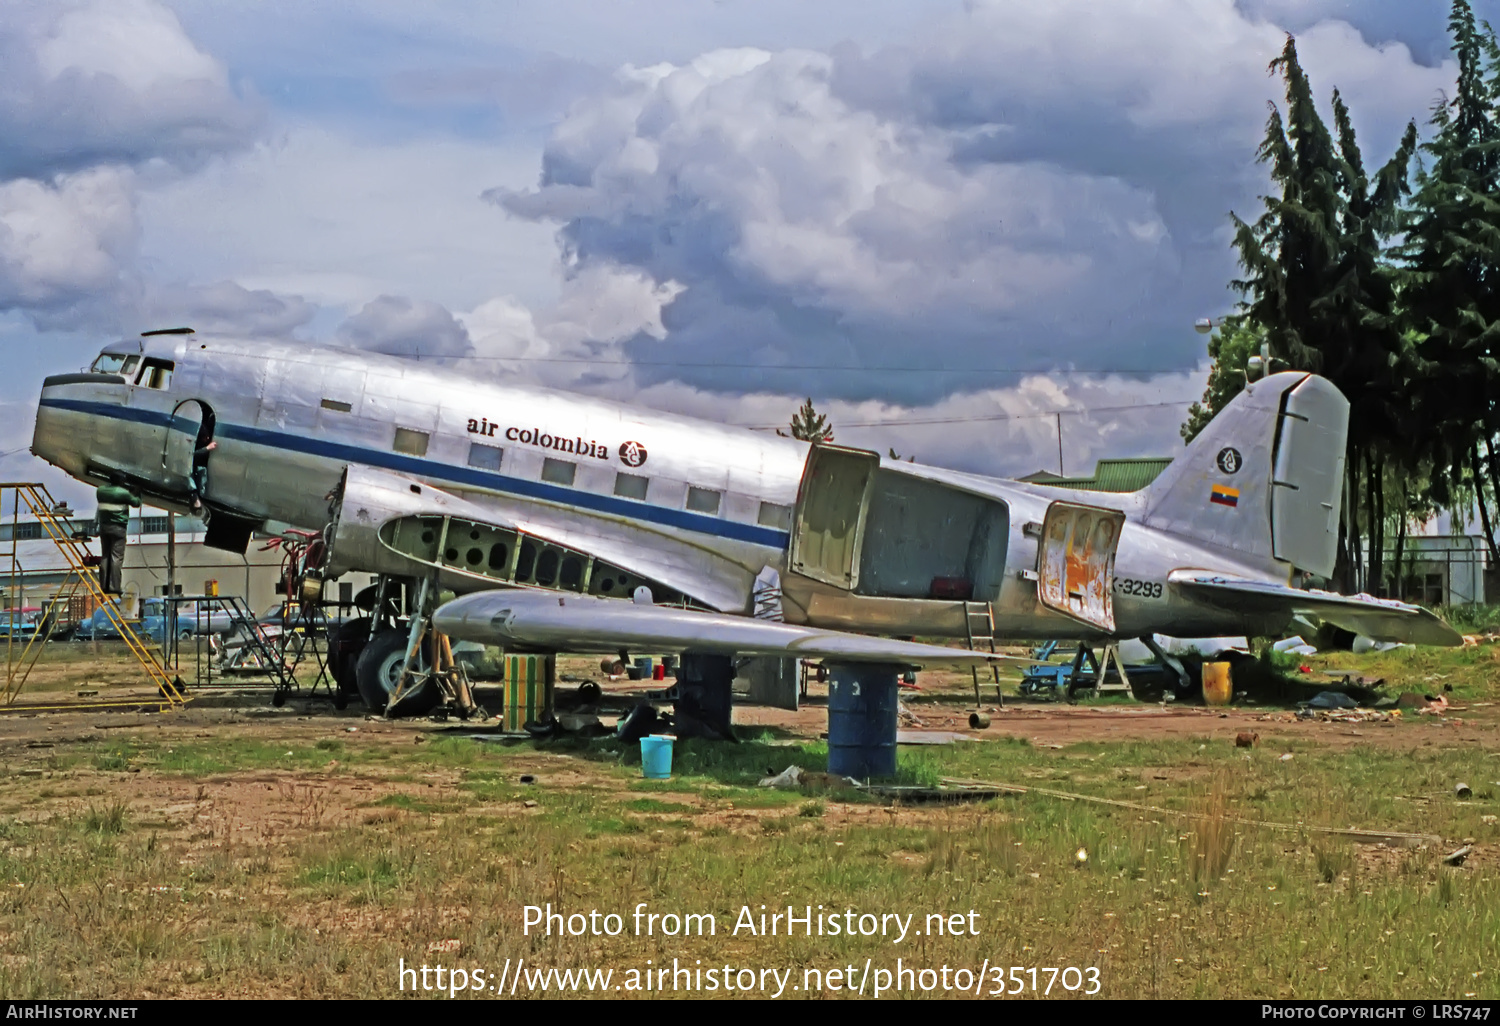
(789, 445, 879, 590)
(1036, 500, 1125, 633)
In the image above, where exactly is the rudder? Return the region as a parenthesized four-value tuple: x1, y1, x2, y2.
(1141, 372, 1348, 578)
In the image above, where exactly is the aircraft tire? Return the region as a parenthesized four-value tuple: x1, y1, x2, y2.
(354, 629, 437, 714)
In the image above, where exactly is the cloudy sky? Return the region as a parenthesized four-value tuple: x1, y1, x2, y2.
(1, 0, 1488, 499)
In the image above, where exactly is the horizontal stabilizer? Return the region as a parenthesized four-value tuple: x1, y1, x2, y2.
(1167, 570, 1462, 647)
(432, 589, 1014, 667)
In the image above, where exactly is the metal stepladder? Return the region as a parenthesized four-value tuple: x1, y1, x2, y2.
(2, 482, 187, 712)
(963, 600, 1002, 707)
(210, 594, 303, 704)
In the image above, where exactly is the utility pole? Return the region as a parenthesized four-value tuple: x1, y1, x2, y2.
(166, 511, 176, 663)
(1055, 413, 1064, 476)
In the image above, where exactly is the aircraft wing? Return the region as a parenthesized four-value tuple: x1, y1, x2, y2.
(432, 588, 1013, 666)
(1166, 570, 1463, 647)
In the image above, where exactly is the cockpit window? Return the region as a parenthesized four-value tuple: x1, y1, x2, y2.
(120, 355, 139, 376)
(90, 353, 131, 375)
(135, 358, 174, 390)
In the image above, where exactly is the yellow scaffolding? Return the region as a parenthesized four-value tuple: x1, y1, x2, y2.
(2, 482, 188, 712)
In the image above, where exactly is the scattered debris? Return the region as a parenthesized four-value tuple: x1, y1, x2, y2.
(757, 765, 860, 792)
(1302, 690, 1357, 710)
(760, 765, 805, 788)
(1442, 845, 1473, 867)
(897, 701, 925, 728)
(1353, 636, 1408, 654)
(1075, 847, 1089, 864)
(518, 774, 536, 785)
(523, 800, 538, 809)
(1279, 753, 1294, 762)
(898, 730, 972, 745)
(556, 712, 608, 736)
(427, 939, 462, 954)
(1454, 782, 1472, 800)
(1235, 732, 1259, 748)
(1273, 636, 1317, 656)
(969, 712, 991, 729)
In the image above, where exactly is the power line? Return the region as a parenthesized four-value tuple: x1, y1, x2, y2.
(737, 399, 1195, 431)
(406, 353, 1199, 375)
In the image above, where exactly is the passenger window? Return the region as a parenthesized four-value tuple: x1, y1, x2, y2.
(613, 472, 648, 500)
(468, 443, 504, 471)
(758, 501, 793, 530)
(136, 359, 175, 390)
(320, 398, 352, 413)
(686, 486, 722, 515)
(393, 428, 429, 456)
(541, 458, 576, 486)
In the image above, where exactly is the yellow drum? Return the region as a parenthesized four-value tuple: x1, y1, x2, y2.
(1203, 661, 1232, 706)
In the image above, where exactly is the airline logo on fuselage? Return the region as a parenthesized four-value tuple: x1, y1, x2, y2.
(466, 417, 645, 465)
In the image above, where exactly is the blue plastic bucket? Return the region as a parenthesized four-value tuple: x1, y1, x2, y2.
(640, 734, 674, 779)
(827, 664, 900, 779)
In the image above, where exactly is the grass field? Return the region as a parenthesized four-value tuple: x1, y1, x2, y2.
(0, 640, 1496, 999)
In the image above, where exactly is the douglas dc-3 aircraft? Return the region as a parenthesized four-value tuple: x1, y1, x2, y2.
(32, 329, 1459, 728)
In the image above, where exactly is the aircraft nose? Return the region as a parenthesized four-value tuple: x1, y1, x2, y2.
(33, 373, 118, 476)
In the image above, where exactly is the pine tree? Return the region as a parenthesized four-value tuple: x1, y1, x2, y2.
(1399, 0, 1500, 563)
(784, 398, 834, 443)
(1225, 36, 1417, 589)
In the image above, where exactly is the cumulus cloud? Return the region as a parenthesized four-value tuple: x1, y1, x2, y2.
(337, 294, 473, 358)
(0, 0, 262, 330)
(0, 0, 261, 181)
(456, 264, 685, 387)
(490, 0, 1453, 405)
(142, 280, 315, 338)
(632, 364, 1210, 479)
(0, 168, 139, 320)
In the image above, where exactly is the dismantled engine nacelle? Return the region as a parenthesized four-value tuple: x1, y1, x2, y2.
(321, 464, 681, 601)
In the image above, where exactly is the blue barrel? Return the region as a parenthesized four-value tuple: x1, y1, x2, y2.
(827, 664, 900, 779)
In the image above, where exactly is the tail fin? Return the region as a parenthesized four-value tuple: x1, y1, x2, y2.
(1141, 372, 1348, 577)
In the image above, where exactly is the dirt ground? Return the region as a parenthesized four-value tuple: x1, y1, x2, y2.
(2, 650, 1495, 829)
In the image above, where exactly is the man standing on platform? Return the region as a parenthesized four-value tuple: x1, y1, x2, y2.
(95, 477, 139, 595)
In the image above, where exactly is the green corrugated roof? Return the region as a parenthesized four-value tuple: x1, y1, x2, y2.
(1018, 457, 1172, 493)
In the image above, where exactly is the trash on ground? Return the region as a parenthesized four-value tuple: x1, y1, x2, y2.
(1353, 635, 1409, 654)
(1442, 845, 1473, 867)
(1302, 691, 1358, 710)
(757, 765, 859, 791)
(898, 729, 972, 745)
(1454, 782, 1472, 799)
(1273, 636, 1318, 655)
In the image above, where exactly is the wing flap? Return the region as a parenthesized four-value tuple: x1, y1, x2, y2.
(433, 589, 1010, 666)
(1167, 570, 1462, 647)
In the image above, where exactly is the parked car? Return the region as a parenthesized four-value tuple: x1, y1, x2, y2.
(74, 606, 137, 641)
(140, 597, 238, 637)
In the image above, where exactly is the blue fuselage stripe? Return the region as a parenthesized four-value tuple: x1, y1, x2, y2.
(39, 397, 791, 549)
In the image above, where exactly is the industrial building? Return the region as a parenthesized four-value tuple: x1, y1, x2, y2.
(0, 505, 364, 622)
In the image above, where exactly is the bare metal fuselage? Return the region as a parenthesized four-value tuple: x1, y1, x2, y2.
(33, 335, 1295, 642)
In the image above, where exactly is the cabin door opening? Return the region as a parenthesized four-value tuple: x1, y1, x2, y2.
(1036, 500, 1125, 633)
(788, 445, 879, 590)
(162, 400, 215, 501)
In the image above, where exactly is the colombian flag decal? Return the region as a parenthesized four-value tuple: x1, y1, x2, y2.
(1210, 484, 1240, 507)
